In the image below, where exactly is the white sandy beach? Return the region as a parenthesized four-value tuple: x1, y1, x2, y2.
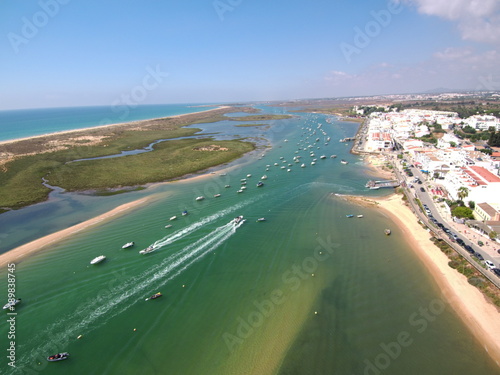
(370, 194, 500, 365)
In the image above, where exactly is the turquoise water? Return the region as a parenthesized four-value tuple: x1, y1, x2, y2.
(0, 110, 498, 374)
(0, 104, 217, 142)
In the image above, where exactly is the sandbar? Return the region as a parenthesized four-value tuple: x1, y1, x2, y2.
(0, 197, 150, 268)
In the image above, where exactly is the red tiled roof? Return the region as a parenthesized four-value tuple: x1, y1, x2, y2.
(469, 166, 500, 183)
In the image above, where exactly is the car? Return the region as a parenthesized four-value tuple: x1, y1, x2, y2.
(420, 187, 425, 192)
(456, 238, 465, 246)
(485, 260, 495, 270)
(443, 228, 451, 234)
(418, 180, 423, 184)
(473, 253, 484, 261)
(493, 268, 500, 278)
(437, 223, 444, 229)
(464, 245, 475, 254)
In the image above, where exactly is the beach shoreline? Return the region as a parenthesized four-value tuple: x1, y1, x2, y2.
(338, 192, 500, 365)
(0, 106, 229, 146)
(0, 197, 150, 268)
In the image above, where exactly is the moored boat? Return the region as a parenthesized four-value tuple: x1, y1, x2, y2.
(195, 196, 204, 201)
(170, 216, 177, 221)
(3, 298, 21, 310)
(346, 214, 354, 218)
(214, 193, 221, 197)
(90, 255, 106, 265)
(47, 352, 69, 362)
(145, 292, 162, 301)
(261, 175, 268, 180)
(182, 210, 188, 216)
(121, 242, 134, 249)
(257, 181, 264, 187)
(385, 229, 391, 235)
(357, 215, 364, 218)
(165, 224, 173, 229)
(257, 218, 266, 222)
(340, 159, 348, 164)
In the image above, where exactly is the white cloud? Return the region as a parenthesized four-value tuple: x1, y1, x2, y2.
(405, 0, 500, 44)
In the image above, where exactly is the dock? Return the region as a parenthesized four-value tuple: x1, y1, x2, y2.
(365, 180, 400, 189)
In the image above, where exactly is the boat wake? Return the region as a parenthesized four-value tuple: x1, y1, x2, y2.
(15, 210, 250, 371)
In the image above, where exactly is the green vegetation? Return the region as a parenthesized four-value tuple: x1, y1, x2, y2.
(229, 114, 292, 121)
(431, 237, 500, 307)
(488, 130, 500, 147)
(451, 206, 474, 219)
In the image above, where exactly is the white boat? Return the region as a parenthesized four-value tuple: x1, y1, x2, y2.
(225, 185, 231, 188)
(47, 352, 69, 362)
(357, 215, 364, 218)
(257, 218, 266, 222)
(237, 189, 244, 193)
(281, 166, 286, 169)
(241, 186, 247, 190)
(90, 255, 106, 265)
(340, 160, 348, 165)
(3, 298, 21, 310)
(241, 178, 247, 182)
(182, 210, 188, 216)
(261, 175, 268, 180)
(139, 245, 156, 254)
(247, 174, 252, 177)
(311, 162, 316, 165)
(274, 163, 279, 166)
(165, 224, 173, 228)
(301, 163, 306, 168)
(214, 194, 221, 197)
(195, 196, 205, 201)
(233, 215, 244, 225)
(330, 155, 337, 158)
(121, 242, 134, 249)
(320, 155, 326, 159)
(170, 216, 177, 221)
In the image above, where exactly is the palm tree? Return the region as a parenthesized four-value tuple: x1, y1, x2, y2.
(457, 186, 469, 202)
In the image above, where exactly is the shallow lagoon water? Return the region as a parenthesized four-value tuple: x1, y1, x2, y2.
(0, 109, 498, 375)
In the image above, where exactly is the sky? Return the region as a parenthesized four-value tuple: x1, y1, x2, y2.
(0, 0, 499, 110)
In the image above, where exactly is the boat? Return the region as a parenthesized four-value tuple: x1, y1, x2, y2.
(121, 241, 134, 249)
(145, 292, 162, 301)
(139, 245, 156, 254)
(311, 162, 316, 165)
(241, 186, 247, 190)
(182, 210, 188, 216)
(346, 215, 354, 218)
(385, 229, 391, 235)
(274, 163, 279, 166)
(47, 352, 69, 362)
(170, 216, 177, 221)
(330, 155, 337, 158)
(90, 255, 106, 265)
(257, 218, 266, 222)
(301, 163, 306, 168)
(233, 215, 244, 225)
(261, 175, 268, 180)
(246, 174, 252, 177)
(214, 194, 221, 197)
(225, 185, 231, 188)
(241, 178, 247, 182)
(165, 224, 172, 229)
(195, 196, 204, 201)
(340, 160, 348, 165)
(3, 298, 21, 310)
(320, 155, 326, 159)
(241, 182, 247, 185)
(357, 215, 364, 218)
(237, 189, 243, 193)
(257, 181, 264, 187)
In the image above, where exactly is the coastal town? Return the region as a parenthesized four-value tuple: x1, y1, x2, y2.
(350, 99, 500, 286)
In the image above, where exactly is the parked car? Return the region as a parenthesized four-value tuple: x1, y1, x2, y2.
(493, 268, 500, 278)
(420, 187, 425, 192)
(464, 245, 475, 254)
(456, 238, 465, 246)
(485, 260, 495, 270)
(474, 253, 484, 261)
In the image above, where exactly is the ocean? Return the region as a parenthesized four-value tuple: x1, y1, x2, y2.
(0, 107, 498, 374)
(0, 104, 218, 142)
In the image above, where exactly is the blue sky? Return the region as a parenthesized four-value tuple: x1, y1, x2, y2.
(1, 0, 499, 110)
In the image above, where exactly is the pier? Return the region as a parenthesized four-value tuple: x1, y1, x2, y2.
(365, 180, 400, 189)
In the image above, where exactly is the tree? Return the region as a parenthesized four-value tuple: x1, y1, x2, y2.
(452, 206, 474, 219)
(457, 186, 469, 201)
(489, 231, 498, 240)
(468, 201, 475, 210)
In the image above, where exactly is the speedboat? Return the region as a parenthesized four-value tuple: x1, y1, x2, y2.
(121, 242, 134, 249)
(261, 175, 268, 180)
(257, 181, 264, 187)
(182, 210, 188, 216)
(247, 174, 252, 177)
(139, 246, 156, 254)
(357, 215, 364, 218)
(385, 229, 391, 235)
(301, 163, 306, 168)
(145, 292, 162, 301)
(90, 255, 106, 265)
(47, 352, 69, 362)
(195, 196, 204, 201)
(214, 193, 221, 197)
(257, 218, 266, 222)
(170, 216, 177, 221)
(233, 215, 244, 225)
(3, 298, 21, 310)
(340, 160, 348, 164)
(320, 155, 326, 159)
(346, 215, 354, 218)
